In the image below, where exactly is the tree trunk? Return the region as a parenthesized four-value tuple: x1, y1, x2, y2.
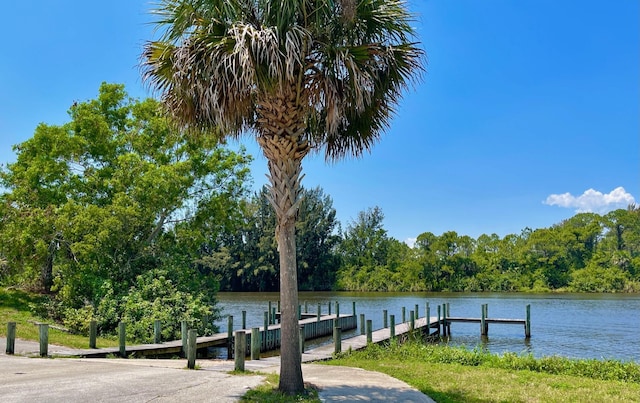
(256, 90, 309, 395)
(276, 216, 303, 394)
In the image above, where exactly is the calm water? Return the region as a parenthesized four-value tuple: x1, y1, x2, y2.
(215, 292, 640, 362)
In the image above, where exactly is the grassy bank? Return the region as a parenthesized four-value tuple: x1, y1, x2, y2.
(325, 342, 640, 402)
(0, 287, 118, 349)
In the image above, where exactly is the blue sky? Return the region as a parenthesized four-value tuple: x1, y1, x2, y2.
(1, 1, 638, 244)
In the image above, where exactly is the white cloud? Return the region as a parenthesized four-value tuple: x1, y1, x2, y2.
(544, 186, 636, 213)
(404, 237, 417, 248)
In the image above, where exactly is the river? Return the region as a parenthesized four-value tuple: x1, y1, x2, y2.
(214, 292, 640, 362)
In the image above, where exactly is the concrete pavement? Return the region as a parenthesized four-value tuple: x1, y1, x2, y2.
(1, 337, 434, 402)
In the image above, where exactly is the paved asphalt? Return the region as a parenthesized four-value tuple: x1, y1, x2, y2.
(1, 337, 434, 402)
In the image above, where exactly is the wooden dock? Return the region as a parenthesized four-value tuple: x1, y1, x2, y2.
(67, 313, 356, 358)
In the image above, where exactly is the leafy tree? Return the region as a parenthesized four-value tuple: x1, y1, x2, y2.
(0, 83, 251, 337)
(142, 0, 423, 393)
(201, 186, 341, 291)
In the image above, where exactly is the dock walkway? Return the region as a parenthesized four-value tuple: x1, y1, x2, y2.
(68, 314, 356, 358)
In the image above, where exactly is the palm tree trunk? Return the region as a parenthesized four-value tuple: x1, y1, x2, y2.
(257, 90, 309, 394)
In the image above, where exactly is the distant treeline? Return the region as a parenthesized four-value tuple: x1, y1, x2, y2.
(214, 191, 640, 294)
(1, 84, 638, 341)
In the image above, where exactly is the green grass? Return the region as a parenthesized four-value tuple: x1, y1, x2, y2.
(327, 342, 640, 403)
(241, 373, 320, 402)
(0, 287, 118, 349)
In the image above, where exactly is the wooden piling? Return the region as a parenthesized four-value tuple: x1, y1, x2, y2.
(263, 312, 269, 350)
(426, 303, 431, 331)
(442, 305, 448, 337)
(328, 302, 332, 315)
(268, 301, 272, 324)
(390, 315, 396, 340)
(360, 314, 365, 335)
(182, 320, 188, 353)
(334, 326, 342, 354)
(402, 307, 406, 323)
(187, 329, 197, 369)
(317, 303, 321, 322)
(437, 305, 441, 335)
(227, 316, 233, 359)
(242, 311, 247, 329)
(118, 322, 126, 358)
(234, 330, 246, 371)
(410, 311, 415, 332)
(251, 327, 260, 360)
(39, 323, 48, 357)
(415, 304, 419, 319)
(153, 320, 161, 344)
(352, 301, 356, 316)
(383, 310, 388, 328)
(90, 320, 97, 348)
(336, 301, 340, 318)
(525, 304, 531, 338)
(366, 320, 372, 344)
(299, 325, 305, 354)
(6, 322, 16, 355)
(481, 304, 487, 336)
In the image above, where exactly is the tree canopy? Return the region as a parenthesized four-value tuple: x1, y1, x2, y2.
(0, 83, 252, 339)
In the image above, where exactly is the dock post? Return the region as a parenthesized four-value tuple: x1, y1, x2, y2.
(203, 314, 210, 334)
(251, 327, 260, 359)
(298, 305, 302, 320)
(334, 326, 342, 354)
(272, 307, 277, 324)
(525, 304, 531, 338)
(89, 320, 97, 348)
(481, 304, 486, 336)
(352, 301, 356, 316)
(442, 305, 447, 337)
(415, 304, 419, 319)
(390, 315, 396, 341)
(39, 323, 49, 357)
(242, 311, 247, 329)
(153, 319, 161, 344)
(360, 314, 365, 335)
(317, 303, 321, 322)
(187, 329, 197, 369)
(437, 305, 441, 335)
(336, 301, 340, 318)
(234, 331, 246, 371)
(268, 301, 273, 324)
(305, 301, 309, 313)
(410, 311, 415, 332)
(263, 312, 269, 350)
(328, 302, 332, 315)
(299, 325, 305, 354)
(402, 307, 406, 323)
(447, 303, 452, 335)
(426, 303, 431, 332)
(227, 316, 233, 359)
(118, 322, 126, 358)
(6, 322, 16, 354)
(182, 320, 188, 354)
(366, 320, 372, 344)
(383, 310, 388, 328)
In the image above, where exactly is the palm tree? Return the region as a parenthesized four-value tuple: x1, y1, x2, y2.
(142, 0, 424, 394)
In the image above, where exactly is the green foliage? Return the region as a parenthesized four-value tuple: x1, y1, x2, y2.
(0, 83, 251, 339)
(336, 206, 640, 293)
(200, 186, 341, 292)
(120, 269, 217, 342)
